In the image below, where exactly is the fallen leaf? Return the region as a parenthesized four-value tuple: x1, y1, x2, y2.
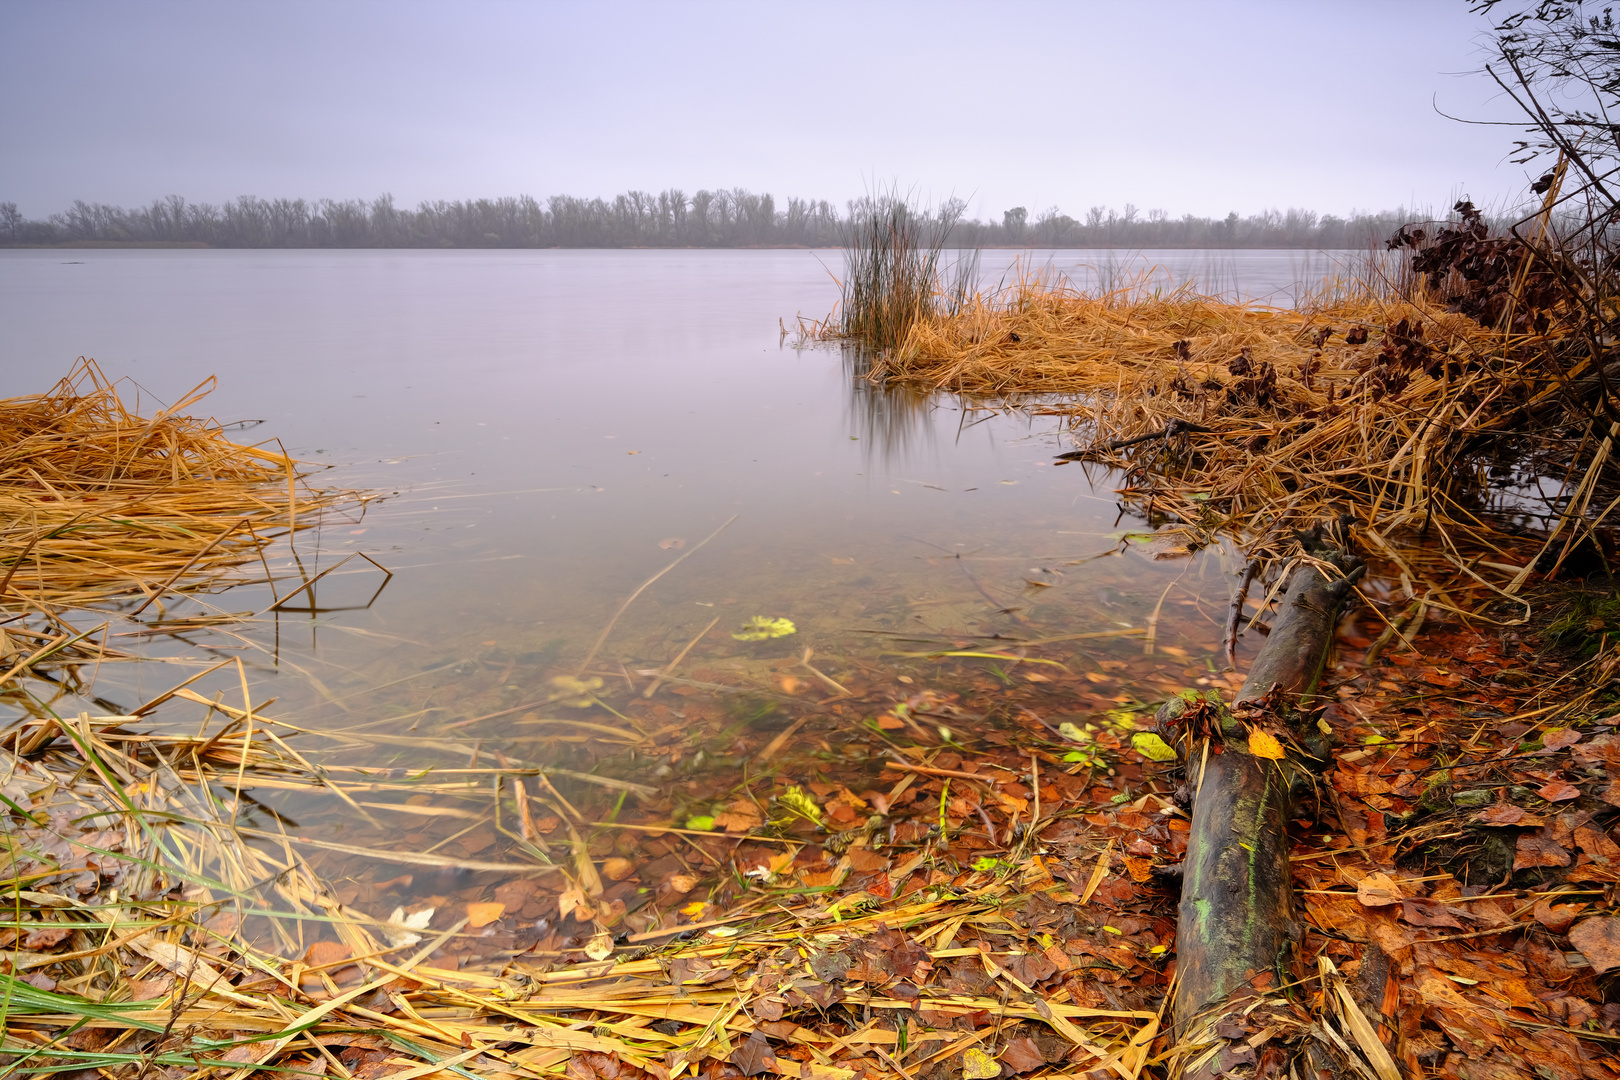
(465, 902, 505, 928)
(1537, 779, 1582, 802)
(877, 714, 904, 730)
(303, 940, 353, 968)
(1248, 726, 1286, 761)
(602, 857, 636, 881)
(732, 1033, 777, 1077)
(1130, 732, 1178, 761)
(1355, 872, 1403, 907)
(961, 1048, 1002, 1080)
(1533, 897, 1584, 933)
(1568, 916, 1620, 973)
(584, 931, 614, 961)
(1542, 728, 1582, 751)
(732, 616, 796, 641)
(1514, 834, 1572, 870)
(557, 886, 590, 922)
(668, 874, 699, 894)
(1124, 856, 1153, 883)
(999, 1037, 1046, 1074)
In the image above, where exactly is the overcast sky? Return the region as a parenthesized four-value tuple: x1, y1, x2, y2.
(1, 0, 1534, 222)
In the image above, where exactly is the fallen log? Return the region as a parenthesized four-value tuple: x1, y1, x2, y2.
(1165, 541, 1374, 1078)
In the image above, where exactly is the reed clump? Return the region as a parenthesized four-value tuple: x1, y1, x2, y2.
(0, 359, 363, 614)
(820, 219, 1610, 600)
(835, 194, 962, 354)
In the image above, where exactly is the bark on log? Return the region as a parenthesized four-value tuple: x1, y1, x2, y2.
(1169, 546, 1363, 1078)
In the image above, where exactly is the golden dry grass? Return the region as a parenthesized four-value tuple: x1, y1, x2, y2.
(838, 270, 1584, 606)
(0, 359, 364, 614)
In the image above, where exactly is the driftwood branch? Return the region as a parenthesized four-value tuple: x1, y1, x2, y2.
(1222, 559, 1261, 672)
(1054, 418, 1217, 459)
(1167, 538, 1367, 1078)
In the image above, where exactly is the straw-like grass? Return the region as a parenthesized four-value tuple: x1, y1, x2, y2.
(1, 359, 366, 615)
(0, 699, 1159, 1080)
(823, 260, 1600, 601)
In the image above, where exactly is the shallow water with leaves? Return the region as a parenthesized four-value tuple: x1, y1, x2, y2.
(1, 248, 1340, 927)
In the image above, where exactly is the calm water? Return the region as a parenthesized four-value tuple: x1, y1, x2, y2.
(0, 248, 1351, 742)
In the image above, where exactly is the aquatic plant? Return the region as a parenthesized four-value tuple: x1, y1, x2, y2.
(836, 191, 962, 354)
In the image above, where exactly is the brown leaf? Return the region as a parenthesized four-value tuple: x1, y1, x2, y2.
(1533, 898, 1584, 934)
(1355, 871, 1403, 907)
(998, 1037, 1047, 1075)
(1399, 901, 1466, 929)
(602, 858, 636, 881)
(1542, 728, 1582, 751)
(1123, 856, 1153, 883)
(1598, 781, 1620, 808)
(845, 847, 888, 873)
(1574, 825, 1620, 863)
(22, 926, 70, 949)
(1478, 803, 1532, 826)
(302, 940, 353, 969)
(1515, 835, 1572, 870)
(1568, 916, 1620, 974)
(1537, 780, 1582, 802)
(465, 902, 505, 928)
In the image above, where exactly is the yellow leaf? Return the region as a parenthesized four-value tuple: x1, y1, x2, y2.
(1130, 732, 1178, 761)
(732, 616, 796, 641)
(548, 674, 604, 707)
(961, 1049, 1001, 1080)
(1247, 726, 1286, 760)
(679, 900, 708, 919)
(465, 902, 505, 928)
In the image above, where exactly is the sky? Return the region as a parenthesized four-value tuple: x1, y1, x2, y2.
(1, 0, 1537, 223)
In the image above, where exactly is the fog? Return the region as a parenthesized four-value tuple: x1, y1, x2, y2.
(2, 0, 1528, 223)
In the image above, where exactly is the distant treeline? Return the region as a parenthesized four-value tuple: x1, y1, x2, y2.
(0, 191, 1496, 249)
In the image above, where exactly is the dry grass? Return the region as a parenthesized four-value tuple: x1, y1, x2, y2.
(0, 698, 1159, 1080)
(828, 264, 1594, 606)
(1, 358, 365, 615)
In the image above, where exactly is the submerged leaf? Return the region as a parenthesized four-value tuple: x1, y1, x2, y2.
(732, 616, 797, 641)
(548, 674, 604, 707)
(776, 785, 823, 825)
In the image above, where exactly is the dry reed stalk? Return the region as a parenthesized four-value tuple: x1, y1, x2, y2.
(0, 358, 368, 616)
(829, 266, 1569, 600)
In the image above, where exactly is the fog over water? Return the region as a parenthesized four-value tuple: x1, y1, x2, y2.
(0, 248, 1324, 721)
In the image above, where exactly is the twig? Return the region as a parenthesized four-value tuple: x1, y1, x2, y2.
(1223, 560, 1260, 672)
(643, 615, 721, 698)
(577, 515, 737, 674)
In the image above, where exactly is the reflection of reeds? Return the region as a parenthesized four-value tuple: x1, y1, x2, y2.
(0, 359, 365, 614)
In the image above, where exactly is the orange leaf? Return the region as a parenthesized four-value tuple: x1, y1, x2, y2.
(1355, 871, 1403, 907)
(466, 902, 505, 928)
(1247, 726, 1286, 760)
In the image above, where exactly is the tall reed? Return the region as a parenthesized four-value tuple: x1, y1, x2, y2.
(838, 193, 961, 354)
